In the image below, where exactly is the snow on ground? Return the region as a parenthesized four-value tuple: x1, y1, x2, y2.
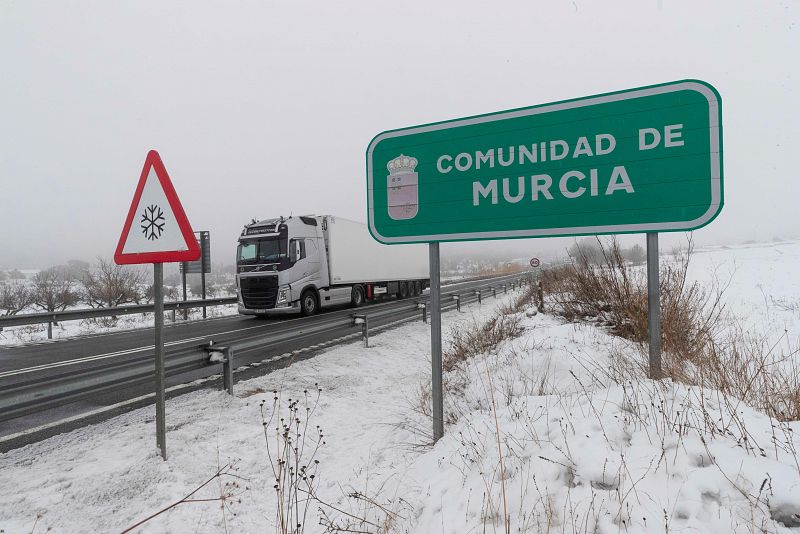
(689, 240, 800, 341)
(3, 274, 800, 533)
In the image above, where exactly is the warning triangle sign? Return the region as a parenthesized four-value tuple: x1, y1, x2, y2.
(114, 150, 201, 265)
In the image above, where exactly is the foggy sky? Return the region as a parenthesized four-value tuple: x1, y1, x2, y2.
(1, 0, 797, 269)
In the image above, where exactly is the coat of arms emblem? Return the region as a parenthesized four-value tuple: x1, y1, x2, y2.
(386, 154, 419, 220)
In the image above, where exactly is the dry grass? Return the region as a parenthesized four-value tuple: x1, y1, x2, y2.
(444, 315, 524, 373)
(542, 236, 800, 422)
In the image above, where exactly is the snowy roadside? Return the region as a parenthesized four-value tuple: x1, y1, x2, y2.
(3, 284, 800, 533)
(0, 293, 514, 532)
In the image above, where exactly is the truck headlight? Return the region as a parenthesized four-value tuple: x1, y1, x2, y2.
(277, 286, 290, 304)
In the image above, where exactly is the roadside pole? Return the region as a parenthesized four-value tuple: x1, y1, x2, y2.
(181, 263, 188, 320)
(646, 233, 662, 379)
(153, 263, 166, 460)
(201, 238, 207, 319)
(429, 243, 444, 443)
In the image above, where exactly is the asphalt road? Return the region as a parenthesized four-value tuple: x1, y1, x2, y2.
(0, 273, 526, 444)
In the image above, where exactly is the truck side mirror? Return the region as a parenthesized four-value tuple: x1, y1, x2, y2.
(290, 240, 301, 263)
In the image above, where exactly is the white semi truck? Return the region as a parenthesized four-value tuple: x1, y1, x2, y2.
(236, 215, 429, 316)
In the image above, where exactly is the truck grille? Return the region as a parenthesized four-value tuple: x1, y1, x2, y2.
(240, 276, 279, 309)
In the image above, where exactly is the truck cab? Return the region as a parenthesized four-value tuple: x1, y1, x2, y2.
(236, 216, 327, 316)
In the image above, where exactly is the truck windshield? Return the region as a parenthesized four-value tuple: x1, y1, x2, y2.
(237, 238, 287, 263)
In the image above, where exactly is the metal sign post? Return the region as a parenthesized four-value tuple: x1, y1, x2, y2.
(646, 233, 662, 378)
(429, 243, 444, 442)
(200, 233, 207, 319)
(153, 263, 166, 459)
(180, 231, 211, 319)
(181, 263, 188, 320)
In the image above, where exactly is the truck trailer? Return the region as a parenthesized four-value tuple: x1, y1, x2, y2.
(236, 215, 429, 316)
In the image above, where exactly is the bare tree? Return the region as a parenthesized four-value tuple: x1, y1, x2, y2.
(81, 258, 145, 309)
(32, 267, 80, 324)
(0, 283, 33, 316)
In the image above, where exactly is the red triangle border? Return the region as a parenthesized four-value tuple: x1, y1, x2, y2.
(114, 150, 201, 265)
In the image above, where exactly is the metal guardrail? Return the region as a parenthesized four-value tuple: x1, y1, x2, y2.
(0, 274, 533, 423)
(0, 272, 531, 330)
(0, 297, 238, 328)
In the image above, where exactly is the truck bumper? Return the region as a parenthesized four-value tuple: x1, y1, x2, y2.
(238, 301, 301, 316)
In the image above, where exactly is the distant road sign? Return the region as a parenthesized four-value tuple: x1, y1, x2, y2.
(530, 258, 540, 268)
(367, 80, 723, 244)
(115, 150, 200, 265)
(180, 231, 211, 274)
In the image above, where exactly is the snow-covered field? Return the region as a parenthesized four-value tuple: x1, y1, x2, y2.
(689, 240, 800, 343)
(2, 241, 800, 533)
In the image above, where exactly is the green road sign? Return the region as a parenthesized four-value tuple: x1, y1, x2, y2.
(366, 80, 722, 244)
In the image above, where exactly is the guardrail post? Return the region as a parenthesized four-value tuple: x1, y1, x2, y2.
(353, 314, 369, 348)
(418, 302, 427, 324)
(503, 284, 507, 294)
(47, 319, 53, 340)
(454, 294, 461, 312)
(223, 347, 234, 395)
(476, 290, 482, 305)
(203, 342, 235, 395)
(492, 287, 497, 299)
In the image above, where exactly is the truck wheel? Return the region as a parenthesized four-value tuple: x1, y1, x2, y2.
(351, 285, 365, 307)
(398, 281, 409, 299)
(413, 281, 422, 296)
(301, 290, 318, 316)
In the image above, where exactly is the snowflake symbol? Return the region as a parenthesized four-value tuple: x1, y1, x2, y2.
(141, 204, 165, 240)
